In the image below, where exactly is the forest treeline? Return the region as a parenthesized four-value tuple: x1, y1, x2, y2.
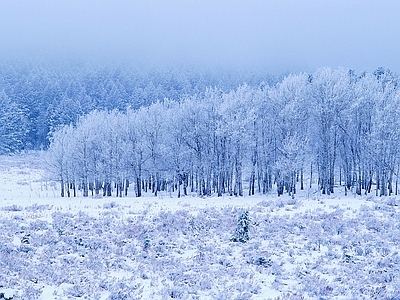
(46, 67, 400, 198)
(0, 62, 275, 153)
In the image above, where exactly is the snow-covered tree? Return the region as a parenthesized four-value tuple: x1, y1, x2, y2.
(0, 91, 28, 154)
(44, 67, 400, 198)
(269, 73, 310, 196)
(309, 67, 350, 195)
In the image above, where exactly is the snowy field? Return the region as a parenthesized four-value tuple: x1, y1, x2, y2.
(1, 153, 400, 299)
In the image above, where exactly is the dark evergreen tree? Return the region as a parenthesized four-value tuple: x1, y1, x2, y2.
(231, 210, 251, 243)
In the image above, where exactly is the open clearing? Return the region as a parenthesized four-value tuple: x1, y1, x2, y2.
(0, 153, 399, 299)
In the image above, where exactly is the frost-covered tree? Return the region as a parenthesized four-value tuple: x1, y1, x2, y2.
(47, 95, 83, 135)
(269, 73, 310, 196)
(44, 67, 400, 198)
(163, 100, 191, 198)
(138, 102, 169, 196)
(309, 67, 350, 195)
(337, 72, 377, 195)
(124, 108, 146, 197)
(219, 85, 255, 196)
(178, 96, 212, 196)
(46, 124, 75, 197)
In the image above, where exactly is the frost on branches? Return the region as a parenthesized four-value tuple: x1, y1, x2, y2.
(45, 67, 400, 198)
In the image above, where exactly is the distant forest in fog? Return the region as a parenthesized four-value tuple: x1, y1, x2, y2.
(41, 66, 400, 198)
(0, 62, 278, 152)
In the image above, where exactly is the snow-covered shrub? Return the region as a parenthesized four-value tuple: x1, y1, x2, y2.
(258, 200, 274, 208)
(106, 292, 136, 300)
(65, 284, 85, 298)
(217, 256, 234, 268)
(51, 212, 76, 234)
(320, 209, 345, 235)
(124, 221, 151, 240)
(193, 207, 228, 232)
(354, 246, 364, 256)
(384, 197, 398, 207)
(198, 274, 213, 290)
(18, 244, 34, 253)
(152, 210, 190, 238)
(254, 257, 273, 268)
(105, 279, 144, 300)
(143, 237, 151, 251)
(19, 285, 42, 300)
(374, 203, 396, 213)
(29, 219, 49, 231)
(212, 290, 235, 300)
(301, 274, 334, 297)
(275, 199, 285, 208)
(0, 243, 13, 255)
(160, 285, 187, 299)
(103, 201, 118, 209)
(25, 203, 52, 212)
(273, 293, 305, 300)
(1, 205, 22, 211)
(286, 197, 298, 206)
(232, 291, 252, 300)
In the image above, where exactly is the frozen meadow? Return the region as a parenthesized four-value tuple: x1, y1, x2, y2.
(2, 1, 400, 298)
(1, 153, 400, 299)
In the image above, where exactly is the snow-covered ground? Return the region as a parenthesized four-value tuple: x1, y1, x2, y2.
(1, 153, 399, 299)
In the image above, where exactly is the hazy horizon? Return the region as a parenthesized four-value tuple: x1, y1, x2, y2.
(1, 0, 400, 75)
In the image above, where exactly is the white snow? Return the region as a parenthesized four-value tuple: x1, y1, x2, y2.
(0, 153, 399, 299)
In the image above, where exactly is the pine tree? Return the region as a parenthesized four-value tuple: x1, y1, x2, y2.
(231, 210, 251, 243)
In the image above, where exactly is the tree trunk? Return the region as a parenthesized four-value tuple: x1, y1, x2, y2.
(125, 179, 129, 197)
(300, 168, 304, 190)
(356, 167, 362, 196)
(83, 180, 88, 197)
(136, 177, 141, 197)
(183, 173, 188, 196)
(396, 164, 399, 195)
(376, 171, 380, 197)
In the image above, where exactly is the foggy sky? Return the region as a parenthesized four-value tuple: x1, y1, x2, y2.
(1, 0, 400, 74)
